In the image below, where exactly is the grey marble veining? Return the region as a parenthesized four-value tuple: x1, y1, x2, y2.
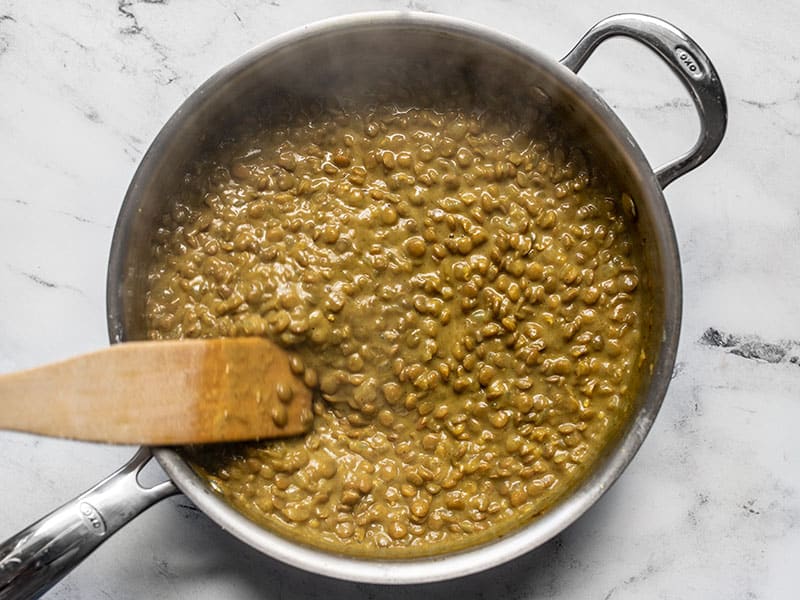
(1, 0, 798, 598)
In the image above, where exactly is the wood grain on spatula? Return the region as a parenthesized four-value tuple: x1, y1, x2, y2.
(0, 338, 313, 445)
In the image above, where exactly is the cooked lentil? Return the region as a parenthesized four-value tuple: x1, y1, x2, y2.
(145, 103, 644, 557)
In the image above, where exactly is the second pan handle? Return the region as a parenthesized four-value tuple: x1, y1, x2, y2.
(561, 13, 727, 188)
(0, 448, 177, 599)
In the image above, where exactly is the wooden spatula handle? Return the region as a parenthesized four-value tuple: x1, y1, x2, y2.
(0, 338, 312, 445)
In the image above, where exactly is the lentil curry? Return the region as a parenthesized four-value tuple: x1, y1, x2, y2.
(144, 96, 645, 557)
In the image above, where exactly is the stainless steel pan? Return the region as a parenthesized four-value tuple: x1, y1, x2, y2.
(0, 12, 726, 598)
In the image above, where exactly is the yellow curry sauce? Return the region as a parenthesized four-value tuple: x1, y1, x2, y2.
(144, 104, 644, 556)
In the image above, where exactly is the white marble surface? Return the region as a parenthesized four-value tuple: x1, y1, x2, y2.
(0, 0, 798, 598)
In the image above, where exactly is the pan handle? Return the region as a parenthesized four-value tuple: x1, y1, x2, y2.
(560, 13, 727, 188)
(0, 447, 177, 599)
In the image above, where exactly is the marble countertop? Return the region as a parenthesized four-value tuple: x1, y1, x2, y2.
(1, 1, 797, 598)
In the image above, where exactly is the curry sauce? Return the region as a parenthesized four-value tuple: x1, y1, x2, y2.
(144, 103, 644, 556)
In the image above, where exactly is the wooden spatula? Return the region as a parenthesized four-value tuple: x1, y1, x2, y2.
(0, 338, 313, 445)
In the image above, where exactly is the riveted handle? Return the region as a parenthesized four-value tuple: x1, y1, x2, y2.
(561, 13, 727, 188)
(0, 448, 177, 599)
